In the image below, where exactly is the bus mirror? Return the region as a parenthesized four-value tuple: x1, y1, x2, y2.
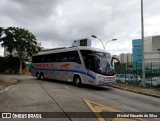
(111, 57, 120, 67)
(98, 68, 102, 73)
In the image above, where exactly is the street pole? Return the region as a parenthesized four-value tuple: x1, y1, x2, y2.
(91, 35, 105, 50)
(104, 39, 117, 50)
(97, 37, 105, 50)
(158, 49, 160, 69)
(141, 0, 146, 86)
(91, 35, 117, 50)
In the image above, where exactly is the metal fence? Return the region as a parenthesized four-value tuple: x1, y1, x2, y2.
(115, 62, 160, 87)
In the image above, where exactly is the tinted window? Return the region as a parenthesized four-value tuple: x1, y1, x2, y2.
(68, 51, 81, 63)
(80, 50, 114, 76)
(80, 50, 97, 72)
(32, 51, 81, 64)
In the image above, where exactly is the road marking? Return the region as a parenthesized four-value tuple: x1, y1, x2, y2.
(83, 99, 146, 121)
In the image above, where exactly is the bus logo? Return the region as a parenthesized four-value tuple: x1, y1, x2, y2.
(60, 64, 70, 68)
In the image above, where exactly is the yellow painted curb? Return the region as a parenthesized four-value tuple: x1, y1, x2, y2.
(109, 85, 160, 98)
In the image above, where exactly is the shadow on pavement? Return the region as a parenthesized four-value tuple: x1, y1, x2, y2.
(35, 78, 112, 91)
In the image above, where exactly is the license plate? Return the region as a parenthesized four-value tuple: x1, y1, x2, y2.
(105, 77, 114, 80)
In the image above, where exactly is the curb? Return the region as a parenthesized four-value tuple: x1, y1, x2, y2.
(12, 78, 21, 85)
(0, 78, 20, 91)
(109, 85, 160, 98)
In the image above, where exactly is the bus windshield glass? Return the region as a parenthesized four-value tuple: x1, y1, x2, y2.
(80, 50, 115, 76)
(94, 52, 114, 76)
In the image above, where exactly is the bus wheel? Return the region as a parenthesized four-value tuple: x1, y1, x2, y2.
(36, 72, 40, 80)
(40, 73, 45, 80)
(74, 76, 81, 87)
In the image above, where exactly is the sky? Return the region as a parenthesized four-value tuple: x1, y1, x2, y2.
(0, 0, 160, 56)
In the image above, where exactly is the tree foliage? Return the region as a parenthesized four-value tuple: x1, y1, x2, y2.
(0, 27, 41, 59)
(0, 26, 41, 73)
(0, 27, 3, 38)
(0, 56, 24, 73)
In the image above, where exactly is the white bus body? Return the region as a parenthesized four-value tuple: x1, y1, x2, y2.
(31, 46, 116, 86)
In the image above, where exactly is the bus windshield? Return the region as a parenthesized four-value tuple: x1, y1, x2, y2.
(94, 52, 114, 76)
(80, 50, 115, 76)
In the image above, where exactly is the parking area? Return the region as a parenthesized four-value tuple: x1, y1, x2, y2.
(116, 73, 160, 86)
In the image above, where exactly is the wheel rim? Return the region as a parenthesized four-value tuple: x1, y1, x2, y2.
(41, 74, 44, 80)
(76, 78, 80, 84)
(37, 73, 40, 79)
(75, 78, 81, 86)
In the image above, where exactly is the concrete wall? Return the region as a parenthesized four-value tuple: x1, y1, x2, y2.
(144, 36, 160, 63)
(119, 53, 127, 63)
(132, 35, 160, 69)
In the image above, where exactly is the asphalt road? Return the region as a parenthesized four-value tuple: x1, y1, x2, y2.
(0, 75, 160, 121)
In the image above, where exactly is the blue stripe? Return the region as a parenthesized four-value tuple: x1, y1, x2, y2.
(31, 66, 96, 79)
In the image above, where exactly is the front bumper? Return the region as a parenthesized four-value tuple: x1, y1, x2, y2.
(96, 74, 116, 86)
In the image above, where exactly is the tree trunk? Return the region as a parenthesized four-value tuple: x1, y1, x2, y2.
(19, 59, 22, 74)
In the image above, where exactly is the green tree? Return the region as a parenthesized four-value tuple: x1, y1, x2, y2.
(0, 27, 3, 38)
(0, 56, 21, 73)
(0, 27, 41, 73)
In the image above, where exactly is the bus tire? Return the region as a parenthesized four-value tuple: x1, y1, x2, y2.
(40, 72, 45, 80)
(73, 75, 81, 87)
(36, 72, 40, 80)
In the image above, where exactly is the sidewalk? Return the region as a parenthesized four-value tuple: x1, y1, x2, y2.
(0, 77, 19, 90)
(109, 83, 160, 98)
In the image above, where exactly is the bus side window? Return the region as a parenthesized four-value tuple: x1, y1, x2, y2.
(60, 52, 68, 62)
(47, 54, 51, 62)
(41, 56, 45, 63)
(68, 51, 81, 64)
(85, 56, 97, 72)
(55, 53, 60, 62)
(52, 53, 56, 62)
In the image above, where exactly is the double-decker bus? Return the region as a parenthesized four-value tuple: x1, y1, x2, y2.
(31, 46, 118, 86)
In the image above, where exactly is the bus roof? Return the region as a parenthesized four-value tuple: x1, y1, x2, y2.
(33, 46, 109, 56)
